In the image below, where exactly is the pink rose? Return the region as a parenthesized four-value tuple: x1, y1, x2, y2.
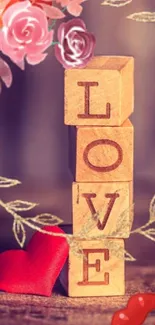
(55, 18, 95, 69)
(0, 1, 54, 69)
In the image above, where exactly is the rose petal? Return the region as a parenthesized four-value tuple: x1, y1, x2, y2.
(67, 3, 83, 16)
(54, 0, 69, 6)
(0, 58, 12, 87)
(26, 29, 53, 53)
(2, 1, 31, 27)
(57, 19, 86, 45)
(0, 0, 11, 13)
(40, 4, 65, 19)
(0, 30, 26, 69)
(26, 52, 47, 64)
(36, 0, 53, 3)
(64, 18, 86, 35)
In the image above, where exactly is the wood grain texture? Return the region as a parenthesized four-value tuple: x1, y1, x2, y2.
(0, 266, 153, 325)
(62, 239, 125, 297)
(72, 181, 133, 238)
(76, 120, 133, 182)
(64, 56, 134, 126)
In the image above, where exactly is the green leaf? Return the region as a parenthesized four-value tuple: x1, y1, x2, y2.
(127, 12, 155, 23)
(101, 0, 132, 7)
(31, 213, 63, 226)
(7, 200, 38, 212)
(13, 219, 26, 248)
(0, 176, 21, 188)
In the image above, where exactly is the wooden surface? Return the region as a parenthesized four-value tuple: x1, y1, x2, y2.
(76, 120, 133, 182)
(72, 181, 133, 238)
(0, 265, 154, 325)
(64, 56, 134, 126)
(61, 239, 125, 297)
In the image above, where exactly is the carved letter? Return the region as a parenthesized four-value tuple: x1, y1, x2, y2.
(77, 81, 111, 119)
(78, 249, 109, 286)
(83, 139, 123, 172)
(82, 193, 120, 230)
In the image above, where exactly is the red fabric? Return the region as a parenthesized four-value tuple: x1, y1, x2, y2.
(0, 226, 69, 296)
(112, 293, 155, 325)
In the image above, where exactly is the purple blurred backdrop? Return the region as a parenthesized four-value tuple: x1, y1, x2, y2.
(0, 0, 155, 264)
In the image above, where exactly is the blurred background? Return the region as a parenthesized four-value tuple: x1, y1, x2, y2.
(0, 0, 155, 264)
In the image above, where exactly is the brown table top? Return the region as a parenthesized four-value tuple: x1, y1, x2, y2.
(0, 265, 154, 325)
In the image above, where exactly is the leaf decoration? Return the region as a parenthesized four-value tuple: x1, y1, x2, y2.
(7, 200, 38, 212)
(0, 176, 21, 188)
(140, 229, 155, 242)
(69, 239, 84, 259)
(31, 213, 63, 226)
(147, 229, 155, 235)
(13, 219, 26, 248)
(149, 195, 155, 221)
(111, 204, 134, 237)
(76, 213, 98, 238)
(101, 0, 132, 7)
(124, 250, 136, 262)
(127, 12, 155, 23)
(105, 240, 136, 261)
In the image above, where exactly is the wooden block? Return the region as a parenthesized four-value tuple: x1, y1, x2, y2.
(72, 181, 133, 238)
(68, 126, 76, 178)
(65, 56, 134, 126)
(60, 239, 125, 297)
(76, 119, 133, 182)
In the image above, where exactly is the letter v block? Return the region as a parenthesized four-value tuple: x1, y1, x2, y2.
(59, 239, 125, 297)
(76, 119, 133, 182)
(72, 181, 133, 238)
(65, 56, 134, 126)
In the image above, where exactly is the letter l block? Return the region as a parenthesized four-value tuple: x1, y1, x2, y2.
(65, 56, 134, 126)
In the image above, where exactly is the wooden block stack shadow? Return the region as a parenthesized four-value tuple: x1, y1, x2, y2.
(64, 56, 134, 297)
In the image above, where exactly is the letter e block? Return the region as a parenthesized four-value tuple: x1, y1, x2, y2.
(76, 119, 133, 182)
(65, 56, 134, 126)
(60, 239, 125, 297)
(72, 181, 133, 238)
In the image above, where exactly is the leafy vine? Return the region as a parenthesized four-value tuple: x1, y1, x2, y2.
(1, 176, 155, 263)
(101, 0, 155, 23)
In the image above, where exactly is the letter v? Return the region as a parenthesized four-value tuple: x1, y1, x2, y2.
(82, 193, 120, 230)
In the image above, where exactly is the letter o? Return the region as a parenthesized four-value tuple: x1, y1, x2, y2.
(83, 139, 123, 172)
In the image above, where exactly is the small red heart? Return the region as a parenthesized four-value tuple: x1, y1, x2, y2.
(0, 226, 69, 296)
(112, 293, 155, 325)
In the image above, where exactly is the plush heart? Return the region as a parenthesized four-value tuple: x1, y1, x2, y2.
(0, 226, 69, 296)
(112, 293, 155, 325)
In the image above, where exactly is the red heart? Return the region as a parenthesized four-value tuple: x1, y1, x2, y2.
(0, 226, 69, 296)
(111, 293, 155, 325)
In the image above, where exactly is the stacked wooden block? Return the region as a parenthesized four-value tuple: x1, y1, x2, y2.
(64, 56, 134, 297)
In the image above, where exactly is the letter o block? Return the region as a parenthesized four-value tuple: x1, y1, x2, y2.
(76, 120, 133, 182)
(65, 56, 134, 126)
